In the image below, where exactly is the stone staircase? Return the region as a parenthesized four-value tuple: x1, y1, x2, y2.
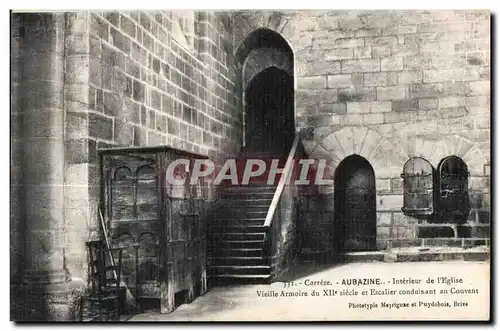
(208, 152, 287, 280)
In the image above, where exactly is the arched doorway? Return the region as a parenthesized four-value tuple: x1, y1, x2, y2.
(437, 155, 470, 223)
(245, 67, 294, 153)
(236, 28, 295, 155)
(334, 155, 376, 252)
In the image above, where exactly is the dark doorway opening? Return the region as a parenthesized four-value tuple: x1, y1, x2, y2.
(437, 155, 470, 223)
(334, 155, 376, 252)
(244, 67, 294, 154)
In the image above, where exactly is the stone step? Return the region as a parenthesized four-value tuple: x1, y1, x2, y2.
(218, 217, 266, 223)
(395, 251, 490, 262)
(219, 178, 283, 187)
(207, 240, 265, 254)
(219, 198, 272, 207)
(298, 249, 490, 263)
(209, 265, 271, 275)
(222, 221, 266, 228)
(208, 223, 266, 232)
(218, 232, 266, 241)
(217, 210, 269, 218)
(210, 274, 271, 279)
(219, 248, 264, 257)
(221, 191, 276, 199)
(233, 158, 287, 166)
(223, 225, 268, 233)
(217, 240, 265, 249)
(241, 151, 286, 156)
(210, 256, 266, 266)
(417, 223, 491, 239)
(224, 186, 277, 192)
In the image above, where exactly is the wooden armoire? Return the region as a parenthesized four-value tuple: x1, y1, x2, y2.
(99, 146, 210, 313)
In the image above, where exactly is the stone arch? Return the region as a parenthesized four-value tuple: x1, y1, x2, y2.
(403, 135, 487, 176)
(114, 166, 132, 180)
(243, 47, 293, 91)
(306, 127, 409, 179)
(136, 164, 155, 179)
(235, 27, 294, 64)
(233, 13, 294, 62)
(237, 27, 296, 153)
(334, 154, 377, 252)
(236, 27, 295, 92)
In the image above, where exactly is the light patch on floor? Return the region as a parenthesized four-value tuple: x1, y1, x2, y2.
(130, 261, 490, 321)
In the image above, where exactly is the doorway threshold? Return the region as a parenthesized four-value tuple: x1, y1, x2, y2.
(337, 246, 490, 263)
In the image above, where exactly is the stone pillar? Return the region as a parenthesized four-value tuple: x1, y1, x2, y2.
(64, 11, 100, 283)
(18, 13, 84, 321)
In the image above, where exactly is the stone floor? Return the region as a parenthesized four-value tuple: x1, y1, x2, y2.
(128, 258, 490, 322)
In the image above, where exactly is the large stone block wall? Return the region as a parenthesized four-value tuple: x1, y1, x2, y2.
(66, 11, 243, 280)
(233, 10, 490, 254)
(11, 11, 243, 320)
(86, 11, 242, 155)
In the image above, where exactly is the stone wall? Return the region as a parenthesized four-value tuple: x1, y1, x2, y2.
(11, 11, 243, 320)
(10, 10, 491, 319)
(10, 13, 23, 316)
(11, 13, 88, 321)
(86, 11, 241, 155)
(233, 10, 490, 254)
(64, 10, 243, 280)
(11, 12, 21, 277)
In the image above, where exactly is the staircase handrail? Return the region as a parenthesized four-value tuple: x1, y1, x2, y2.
(263, 133, 301, 228)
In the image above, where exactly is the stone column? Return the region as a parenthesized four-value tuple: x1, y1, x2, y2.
(19, 13, 84, 321)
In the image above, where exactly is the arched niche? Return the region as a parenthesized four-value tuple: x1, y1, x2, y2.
(401, 157, 434, 217)
(136, 165, 155, 180)
(235, 27, 293, 66)
(114, 166, 132, 181)
(236, 28, 295, 155)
